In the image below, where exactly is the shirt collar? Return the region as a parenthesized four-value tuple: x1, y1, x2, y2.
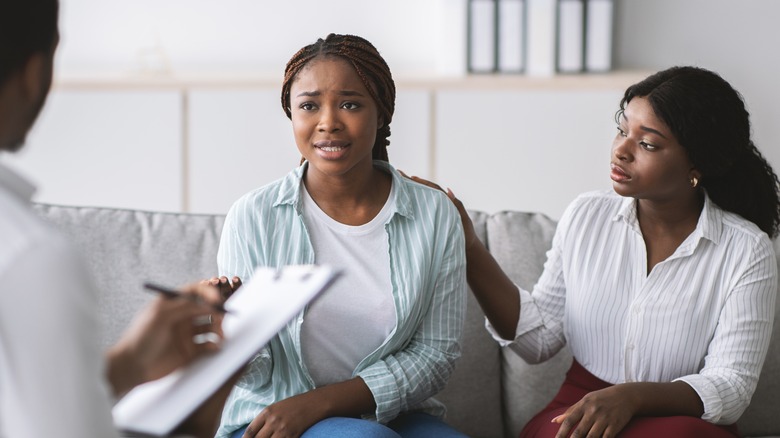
(614, 191, 722, 246)
(272, 160, 414, 220)
(0, 160, 36, 204)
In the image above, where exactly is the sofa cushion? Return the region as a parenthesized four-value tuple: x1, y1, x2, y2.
(35, 204, 507, 437)
(436, 211, 504, 438)
(485, 211, 570, 438)
(33, 204, 225, 350)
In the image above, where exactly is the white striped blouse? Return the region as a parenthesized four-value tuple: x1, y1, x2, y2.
(215, 161, 466, 437)
(491, 190, 777, 425)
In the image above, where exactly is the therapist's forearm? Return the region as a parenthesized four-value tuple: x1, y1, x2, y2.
(104, 345, 142, 398)
(465, 240, 520, 340)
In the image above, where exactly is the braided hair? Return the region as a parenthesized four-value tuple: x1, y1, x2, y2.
(281, 33, 396, 162)
(620, 66, 780, 237)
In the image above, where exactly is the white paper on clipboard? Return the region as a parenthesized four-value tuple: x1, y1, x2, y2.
(112, 265, 340, 436)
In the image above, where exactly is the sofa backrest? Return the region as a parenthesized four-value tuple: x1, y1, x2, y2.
(33, 204, 225, 351)
(484, 211, 571, 438)
(435, 211, 504, 438)
(34, 204, 506, 437)
(33, 204, 780, 438)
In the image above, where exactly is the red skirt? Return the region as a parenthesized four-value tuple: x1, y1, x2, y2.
(519, 360, 740, 438)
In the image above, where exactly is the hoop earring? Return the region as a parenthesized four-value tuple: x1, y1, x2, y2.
(690, 176, 699, 188)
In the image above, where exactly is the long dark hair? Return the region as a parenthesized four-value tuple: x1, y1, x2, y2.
(281, 33, 396, 162)
(620, 66, 780, 237)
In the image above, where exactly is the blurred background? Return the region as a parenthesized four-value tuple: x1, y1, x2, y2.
(2, 0, 778, 220)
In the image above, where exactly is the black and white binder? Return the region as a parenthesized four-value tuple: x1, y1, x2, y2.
(498, 0, 525, 73)
(557, 0, 584, 73)
(584, 0, 613, 72)
(468, 0, 498, 73)
(526, 0, 557, 76)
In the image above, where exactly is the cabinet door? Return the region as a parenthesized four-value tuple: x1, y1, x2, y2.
(4, 90, 183, 212)
(435, 89, 622, 219)
(187, 88, 432, 215)
(386, 89, 432, 179)
(187, 88, 300, 215)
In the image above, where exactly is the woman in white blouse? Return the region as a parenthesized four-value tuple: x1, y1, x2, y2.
(412, 66, 779, 437)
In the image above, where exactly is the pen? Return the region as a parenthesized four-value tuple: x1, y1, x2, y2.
(143, 282, 232, 314)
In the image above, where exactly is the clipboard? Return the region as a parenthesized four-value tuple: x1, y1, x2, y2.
(112, 265, 341, 436)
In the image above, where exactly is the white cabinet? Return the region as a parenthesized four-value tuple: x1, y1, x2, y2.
(187, 88, 300, 215)
(7, 74, 645, 218)
(435, 86, 629, 219)
(385, 90, 433, 180)
(5, 90, 183, 212)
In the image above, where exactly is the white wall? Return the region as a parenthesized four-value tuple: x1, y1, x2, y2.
(55, 0, 456, 78)
(4, 0, 778, 220)
(614, 0, 780, 177)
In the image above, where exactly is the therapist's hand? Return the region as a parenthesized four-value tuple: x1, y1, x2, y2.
(105, 282, 225, 398)
(400, 172, 479, 251)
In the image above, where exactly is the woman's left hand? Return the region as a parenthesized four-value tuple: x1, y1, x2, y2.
(242, 392, 324, 438)
(552, 384, 639, 438)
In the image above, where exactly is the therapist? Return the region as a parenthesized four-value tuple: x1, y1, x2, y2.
(0, 1, 234, 436)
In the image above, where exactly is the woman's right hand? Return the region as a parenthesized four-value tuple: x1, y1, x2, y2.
(401, 172, 479, 251)
(202, 276, 243, 301)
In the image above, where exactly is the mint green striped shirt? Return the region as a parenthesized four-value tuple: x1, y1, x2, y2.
(215, 161, 466, 437)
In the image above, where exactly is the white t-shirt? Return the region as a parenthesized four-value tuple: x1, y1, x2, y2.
(0, 162, 119, 437)
(300, 182, 397, 387)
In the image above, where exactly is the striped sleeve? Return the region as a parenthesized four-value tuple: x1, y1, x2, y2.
(358, 189, 467, 423)
(675, 234, 777, 424)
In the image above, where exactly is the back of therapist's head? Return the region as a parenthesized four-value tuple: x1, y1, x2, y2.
(0, 0, 59, 87)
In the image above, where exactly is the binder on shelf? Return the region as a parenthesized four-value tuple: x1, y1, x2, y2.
(557, 0, 584, 73)
(468, 0, 498, 73)
(584, 0, 613, 72)
(497, 0, 525, 73)
(525, 0, 557, 76)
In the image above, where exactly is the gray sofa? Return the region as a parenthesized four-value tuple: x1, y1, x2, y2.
(34, 204, 780, 438)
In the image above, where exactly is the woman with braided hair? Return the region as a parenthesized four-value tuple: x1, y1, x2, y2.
(212, 34, 469, 438)
(411, 66, 779, 437)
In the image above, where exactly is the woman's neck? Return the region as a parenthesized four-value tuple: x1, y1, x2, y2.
(303, 165, 392, 226)
(636, 192, 705, 273)
(636, 192, 704, 234)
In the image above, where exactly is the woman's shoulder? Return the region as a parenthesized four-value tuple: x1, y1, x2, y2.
(226, 170, 300, 219)
(716, 203, 776, 250)
(398, 175, 459, 217)
(378, 162, 456, 213)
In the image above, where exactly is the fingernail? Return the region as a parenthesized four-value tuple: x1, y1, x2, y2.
(551, 415, 564, 423)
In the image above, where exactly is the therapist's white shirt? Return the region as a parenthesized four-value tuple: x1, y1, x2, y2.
(0, 162, 119, 437)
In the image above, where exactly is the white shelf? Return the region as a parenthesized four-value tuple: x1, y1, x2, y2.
(53, 70, 652, 91)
